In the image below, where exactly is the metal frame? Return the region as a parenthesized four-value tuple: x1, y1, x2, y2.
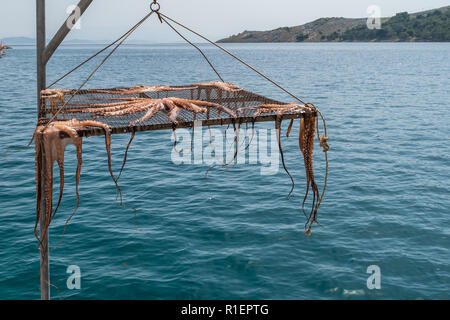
(36, 0, 93, 300)
(35, 0, 311, 300)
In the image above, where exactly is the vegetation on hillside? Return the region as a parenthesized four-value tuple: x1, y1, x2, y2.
(219, 6, 450, 43)
(339, 9, 450, 41)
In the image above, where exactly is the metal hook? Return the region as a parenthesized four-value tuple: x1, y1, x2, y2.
(150, 1, 160, 12)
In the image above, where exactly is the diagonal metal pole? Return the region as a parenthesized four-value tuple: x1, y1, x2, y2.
(43, 0, 93, 64)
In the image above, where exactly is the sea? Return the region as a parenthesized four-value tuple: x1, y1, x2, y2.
(0, 42, 448, 299)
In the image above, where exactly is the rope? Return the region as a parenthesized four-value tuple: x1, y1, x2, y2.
(158, 15, 225, 82)
(40, 12, 153, 130)
(46, 13, 152, 89)
(320, 135, 330, 152)
(159, 12, 308, 106)
(158, 10, 329, 228)
(5, 13, 153, 163)
(35, 2, 330, 232)
(315, 109, 329, 211)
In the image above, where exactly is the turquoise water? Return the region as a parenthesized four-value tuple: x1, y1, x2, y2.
(0, 43, 449, 300)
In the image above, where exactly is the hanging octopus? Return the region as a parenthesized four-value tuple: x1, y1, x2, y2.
(193, 81, 242, 93)
(41, 89, 69, 112)
(34, 119, 116, 247)
(238, 102, 323, 235)
(299, 114, 320, 235)
(62, 96, 237, 126)
(38, 84, 327, 236)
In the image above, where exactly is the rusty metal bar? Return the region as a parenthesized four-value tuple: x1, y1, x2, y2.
(72, 112, 313, 138)
(43, 0, 94, 64)
(36, 0, 50, 301)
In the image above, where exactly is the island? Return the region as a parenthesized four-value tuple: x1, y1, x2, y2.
(218, 6, 449, 43)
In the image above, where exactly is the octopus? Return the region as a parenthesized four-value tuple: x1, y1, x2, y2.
(42, 83, 243, 126)
(189, 82, 242, 147)
(40, 86, 198, 113)
(63, 97, 237, 127)
(299, 114, 320, 236)
(34, 119, 116, 248)
(194, 81, 242, 103)
(81, 85, 198, 96)
(193, 81, 242, 93)
(238, 102, 321, 235)
(40, 87, 241, 207)
(37, 85, 327, 236)
(41, 89, 70, 112)
(238, 103, 309, 118)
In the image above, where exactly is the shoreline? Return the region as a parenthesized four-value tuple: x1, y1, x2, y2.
(4, 41, 450, 47)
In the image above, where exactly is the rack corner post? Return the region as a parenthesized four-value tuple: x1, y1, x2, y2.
(38, 135, 50, 300)
(36, 0, 46, 116)
(36, 0, 50, 300)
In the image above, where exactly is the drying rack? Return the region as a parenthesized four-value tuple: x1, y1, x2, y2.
(34, 0, 326, 300)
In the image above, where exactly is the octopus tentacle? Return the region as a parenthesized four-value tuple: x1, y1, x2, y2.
(117, 131, 136, 183)
(191, 100, 237, 118)
(41, 132, 55, 246)
(244, 120, 256, 151)
(181, 102, 208, 114)
(129, 102, 164, 126)
(164, 99, 182, 125)
(77, 85, 194, 96)
(47, 124, 83, 243)
(205, 120, 240, 178)
(286, 119, 294, 137)
(299, 118, 305, 153)
(299, 114, 320, 235)
(246, 103, 321, 234)
(193, 81, 242, 92)
(64, 99, 144, 114)
(276, 114, 295, 199)
(34, 118, 125, 247)
(61, 135, 83, 243)
(77, 121, 118, 198)
(53, 150, 65, 219)
(59, 95, 236, 124)
(101, 101, 156, 117)
(37, 85, 326, 239)
(34, 133, 43, 245)
(52, 147, 65, 220)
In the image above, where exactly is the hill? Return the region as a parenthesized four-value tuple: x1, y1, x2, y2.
(0, 37, 110, 45)
(0, 37, 157, 46)
(218, 6, 450, 43)
(0, 37, 35, 45)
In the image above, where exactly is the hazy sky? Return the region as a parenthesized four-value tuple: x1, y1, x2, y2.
(0, 0, 448, 42)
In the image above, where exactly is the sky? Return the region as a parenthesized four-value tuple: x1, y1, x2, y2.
(0, 0, 449, 42)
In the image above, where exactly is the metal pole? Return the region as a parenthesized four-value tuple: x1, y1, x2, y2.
(36, 0, 50, 300)
(35, 0, 93, 300)
(37, 0, 46, 113)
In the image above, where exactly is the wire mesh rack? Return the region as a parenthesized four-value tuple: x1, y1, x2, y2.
(40, 84, 315, 138)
